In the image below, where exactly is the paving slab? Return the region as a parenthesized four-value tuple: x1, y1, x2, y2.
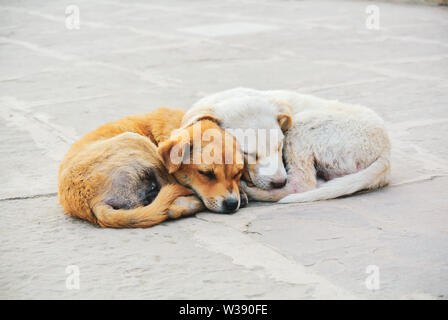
(0, 0, 447, 299)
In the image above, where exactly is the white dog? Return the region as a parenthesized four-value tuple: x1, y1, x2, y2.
(183, 93, 293, 190)
(183, 88, 391, 203)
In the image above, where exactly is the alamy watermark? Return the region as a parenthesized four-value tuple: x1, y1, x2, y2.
(365, 5, 380, 30)
(65, 265, 80, 290)
(166, 122, 283, 175)
(65, 5, 80, 30)
(365, 265, 380, 290)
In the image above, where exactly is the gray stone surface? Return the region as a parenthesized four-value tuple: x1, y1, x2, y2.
(0, 0, 447, 299)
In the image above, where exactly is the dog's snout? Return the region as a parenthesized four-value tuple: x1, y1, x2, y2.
(222, 198, 239, 213)
(271, 178, 287, 189)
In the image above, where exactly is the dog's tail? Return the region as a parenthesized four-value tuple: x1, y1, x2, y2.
(278, 152, 390, 204)
(92, 184, 192, 228)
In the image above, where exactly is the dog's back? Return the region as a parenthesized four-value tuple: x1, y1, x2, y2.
(189, 87, 391, 203)
(58, 108, 190, 227)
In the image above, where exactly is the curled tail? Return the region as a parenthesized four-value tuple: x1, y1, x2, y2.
(92, 184, 192, 228)
(278, 154, 390, 204)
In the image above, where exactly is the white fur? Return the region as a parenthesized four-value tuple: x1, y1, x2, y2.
(184, 94, 288, 189)
(184, 88, 391, 203)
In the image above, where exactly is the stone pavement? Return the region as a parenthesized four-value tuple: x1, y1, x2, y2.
(0, 0, 447, 299)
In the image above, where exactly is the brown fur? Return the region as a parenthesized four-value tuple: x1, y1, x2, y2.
(58, 108, 244, 228)
(158, 117, 245, 213)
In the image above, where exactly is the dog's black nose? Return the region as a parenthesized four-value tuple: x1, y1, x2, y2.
(223, 198, 239, 213)
(271, 178, 287, 189)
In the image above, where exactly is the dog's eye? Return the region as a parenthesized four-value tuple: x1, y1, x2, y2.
(198, 170, 216, 180)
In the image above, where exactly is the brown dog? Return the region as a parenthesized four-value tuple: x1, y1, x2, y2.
(58, 108, 245, 228)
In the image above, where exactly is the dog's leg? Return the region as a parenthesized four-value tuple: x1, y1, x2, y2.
(240, 179, 294, 201)
(241, 176, 315, 202)
(167, 195, 205, 219)
(241, 161, 317, 202)
(239, 189, 248, 207)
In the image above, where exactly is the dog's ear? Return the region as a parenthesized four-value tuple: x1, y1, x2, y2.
(270, 99, 293, 132)
(158, 135, 190, 174)
(277, 113, 292, 132)
(274, 100, 293, 132)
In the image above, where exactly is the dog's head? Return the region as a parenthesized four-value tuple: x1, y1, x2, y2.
(158, 119, 244, 213)
(242, 99, 292, 190)
(186, 97, 292, 190)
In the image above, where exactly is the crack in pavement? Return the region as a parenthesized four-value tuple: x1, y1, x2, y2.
(182, 217, 357, 299)
(0, 192, 58, 202)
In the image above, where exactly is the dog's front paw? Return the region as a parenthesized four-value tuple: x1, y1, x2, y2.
(239, 180, 256, 199)
(239, 190, 248, 208)
(168, 195, 204, 218)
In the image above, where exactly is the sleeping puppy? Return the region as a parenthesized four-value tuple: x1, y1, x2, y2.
(184, 87, 391, 203)
(58, 107, 245, 228)
(159, 115, 246, 213)
(183, 93, 293, 190)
